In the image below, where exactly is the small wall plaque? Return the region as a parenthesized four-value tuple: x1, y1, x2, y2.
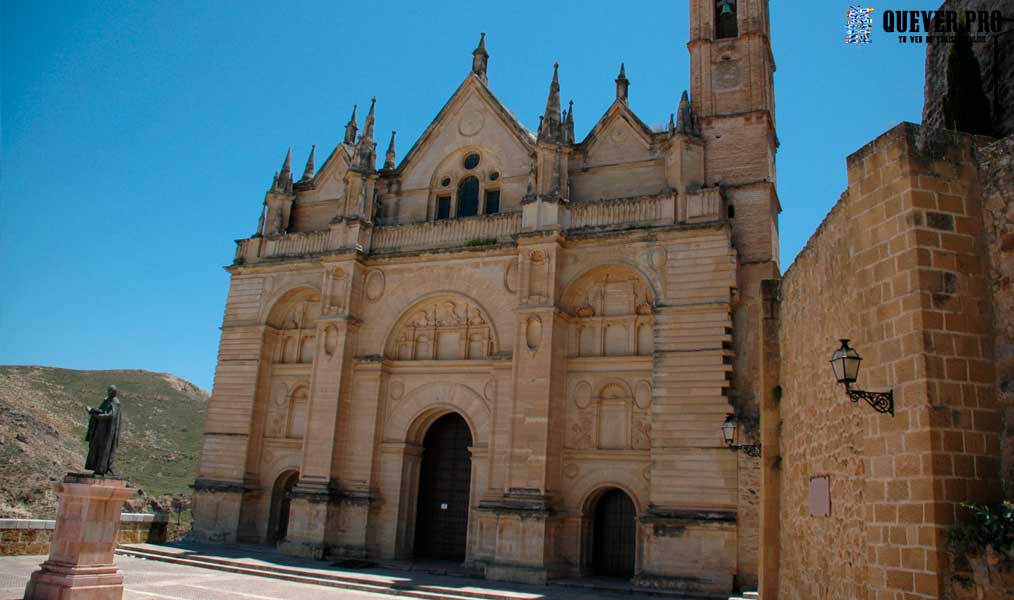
(809, 475, 831, 517)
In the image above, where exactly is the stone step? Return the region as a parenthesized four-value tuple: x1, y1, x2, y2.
(116, 546, 499, 600)
(728, 592, 760, 600)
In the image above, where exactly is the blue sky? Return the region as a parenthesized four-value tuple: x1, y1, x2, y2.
(1, 1, 930, 390)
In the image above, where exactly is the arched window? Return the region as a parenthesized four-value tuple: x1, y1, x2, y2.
(457, 176, 480, 217)
(716, 0, 738, 38)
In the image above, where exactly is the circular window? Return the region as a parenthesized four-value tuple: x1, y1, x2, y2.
(441, 177, 451, 187)
(463, 153, 480, 170)
(489, 171, 500, 181)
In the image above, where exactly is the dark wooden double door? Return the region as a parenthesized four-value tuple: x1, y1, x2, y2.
(414, 413, 473, 560)
(592, 489, 637, 578)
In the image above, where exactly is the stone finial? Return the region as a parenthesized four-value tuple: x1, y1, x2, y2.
(538, 63, 562, 143)
(615, 63, 629, 103)
(361, 97, 377, 142)
(344, 104, 359, 144)
(384, 131, 397, 170)
(564, 100, 575, 144)
(300, 145, 316, 182)
(675, 90, 698, 136)
(668, 112, 676, 134)
(472, 32, 489, 83)
(272, 148, 293, 193)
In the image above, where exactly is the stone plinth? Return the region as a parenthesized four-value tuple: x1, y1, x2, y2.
(24, 473, 135, 600)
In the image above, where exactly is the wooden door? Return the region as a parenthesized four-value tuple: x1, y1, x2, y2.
(592, 489, 636, 577)
(414, 413, 473, 560)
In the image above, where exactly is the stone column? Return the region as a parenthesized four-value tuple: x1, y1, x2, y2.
(480, 236, 567, 584)
(24, 474, 135, 600)
(280, 261, 361, 560)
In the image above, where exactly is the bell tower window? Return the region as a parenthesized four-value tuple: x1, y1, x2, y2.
(457, 176, 480, 217)
(716, 0, 738, 38)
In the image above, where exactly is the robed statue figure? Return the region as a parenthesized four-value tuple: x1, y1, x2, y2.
(85, 385, 122, 475)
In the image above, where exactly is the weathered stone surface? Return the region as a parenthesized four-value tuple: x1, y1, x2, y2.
(192, 1, 781, 595)
(922, 0, 1014, 138)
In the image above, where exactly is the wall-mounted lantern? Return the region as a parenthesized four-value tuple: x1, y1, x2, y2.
(722, 414, 761, 457)
(830, 339, 894, 416)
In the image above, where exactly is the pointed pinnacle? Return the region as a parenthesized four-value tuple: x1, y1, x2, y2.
(618, 63, 627, 79)
(281, 147, 292, 173)
(474, 32, 488, 55)
(552, 62, 559, 84)
(367, 96, 377, 118)
(301, 145, 316, 181)
(386, 130, 397, 153)
(566, 100, 574, 123)
(347, 104, 358, 125)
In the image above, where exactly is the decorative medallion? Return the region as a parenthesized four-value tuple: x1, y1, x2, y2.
(504, 260, 518, 293)
(573, 381, 593, 410)
(563, 463, 579, 479)
(713, 61, 742, 91)
(634, 381, 652, 410)
(389, 381, 405, 401)
(365, 270, 386, 301)
(642, 465, 651, 481)
(483, 379, 497, 403)
(458, 110, 484, 137)
(525, 316, 542, 350)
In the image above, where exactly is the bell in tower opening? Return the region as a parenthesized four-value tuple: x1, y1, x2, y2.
(716, 0, 738, 38)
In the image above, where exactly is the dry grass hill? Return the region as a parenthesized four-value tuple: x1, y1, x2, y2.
(0, 366, 208, 519)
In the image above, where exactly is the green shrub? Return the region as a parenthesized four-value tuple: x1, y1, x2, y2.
(946, 501, 1014, 556)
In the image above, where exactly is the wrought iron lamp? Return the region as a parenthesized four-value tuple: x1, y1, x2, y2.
(830, 339, 894, 416)
(722, 414, 761, 457)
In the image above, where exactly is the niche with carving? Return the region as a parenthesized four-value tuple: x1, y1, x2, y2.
(268, 290, 321, 365)
(565, 380, 652, 451)
(385, 295, 497, 360)
(561, 266, 654, 358)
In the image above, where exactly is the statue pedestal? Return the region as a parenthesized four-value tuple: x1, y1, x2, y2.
(24, 473, 134, 600)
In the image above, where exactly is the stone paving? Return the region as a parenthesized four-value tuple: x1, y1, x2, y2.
(0, 553, 671, 600)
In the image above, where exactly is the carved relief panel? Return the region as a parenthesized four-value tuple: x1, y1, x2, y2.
(519, 248, 556, 305)
(386, 296, 495, 360)
(565, 379, 652, 451)
(271, 296, 321, 365)
(562, 268, 654, 358)
(265, 383, 310, 440)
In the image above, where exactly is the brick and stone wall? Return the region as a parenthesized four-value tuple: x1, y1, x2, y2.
(770, 122, 1009, 599)
(0, 513, 169, 556)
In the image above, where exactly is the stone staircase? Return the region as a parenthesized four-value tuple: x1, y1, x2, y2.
(729, 592, 759, 600)
(116, 543, 727, 600)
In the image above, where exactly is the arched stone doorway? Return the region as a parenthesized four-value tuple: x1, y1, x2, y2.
(590, 488, 637, 578)
(266, 470, 299, 545)
(413, 413, 473, 560)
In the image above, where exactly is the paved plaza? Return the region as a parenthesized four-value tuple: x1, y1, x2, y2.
(0, 552, 687, 600)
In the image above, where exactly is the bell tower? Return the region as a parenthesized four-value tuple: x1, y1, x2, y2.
(689, 1, 779, 591)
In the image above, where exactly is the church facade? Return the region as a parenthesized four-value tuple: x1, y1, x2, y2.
(192, 0, 778, 593)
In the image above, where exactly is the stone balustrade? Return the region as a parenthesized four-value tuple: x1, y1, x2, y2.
(569, 194, 670, 229)
(234, 190, 723, 262)
(372, 212, 522, 253)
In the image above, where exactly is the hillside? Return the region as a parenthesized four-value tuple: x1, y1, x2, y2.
(0, 366, 208, 518)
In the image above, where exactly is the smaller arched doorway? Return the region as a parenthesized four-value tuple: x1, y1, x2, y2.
(414, 413, 473, 560)
(266, 470, 299, 545)
(590, 488, 637, 578)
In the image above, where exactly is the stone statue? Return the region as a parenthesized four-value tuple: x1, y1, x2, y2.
(85, 385, 122, 476)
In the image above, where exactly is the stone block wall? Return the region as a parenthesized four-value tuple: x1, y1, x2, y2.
(0, 513, 169, 556)
(771, 122, 1008, 600)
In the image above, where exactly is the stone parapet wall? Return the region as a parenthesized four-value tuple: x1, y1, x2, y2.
(0, 513, 169, 556)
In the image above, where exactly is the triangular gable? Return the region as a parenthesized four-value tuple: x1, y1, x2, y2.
(394, 74, 535, 174)
(311, 143, 353, 186)
(578, 99, 657, 152)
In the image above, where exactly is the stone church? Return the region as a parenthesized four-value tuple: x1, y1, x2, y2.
(192, 0, 778, 593)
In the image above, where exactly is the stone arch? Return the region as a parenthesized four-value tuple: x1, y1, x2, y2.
(560, 262, 659, 307)
(382, 292, 501, 361)
(561, 264, 655, 358)
(261, 284, 322, 326)
(357, 268, 515, 356)
(386, 382, 490, 446)
(580, 482, 644, 516)
(597, 379, 633, 400)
